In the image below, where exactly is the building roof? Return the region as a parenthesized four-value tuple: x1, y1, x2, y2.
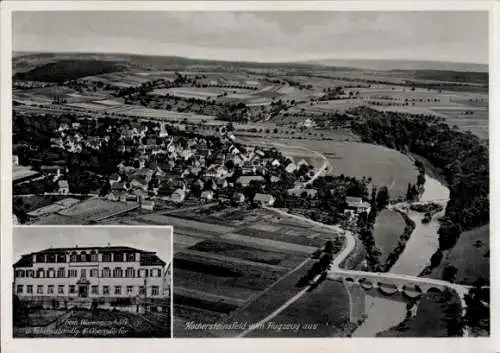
(140, 253, 166, 266)
(254, 193, 274, 202)
(237, 175, 265, 185)
(345, 196, 370, 208)
(14, 246, 165, 268)
(287, 188, 318, 197)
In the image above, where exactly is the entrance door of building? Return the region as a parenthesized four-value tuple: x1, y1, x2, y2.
(78, 285, 89, 298)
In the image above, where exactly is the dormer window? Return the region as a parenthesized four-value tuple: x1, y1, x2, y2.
(114, 253, 123, 262)
(126, 253, 136, 262)
(90, 250, 98, 262)
(70, 251, 78, 262)
(57, 254, 66, 263)
(80, 251, 88, 262)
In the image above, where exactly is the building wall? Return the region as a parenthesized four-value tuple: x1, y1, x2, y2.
(14, 251, 166, 300)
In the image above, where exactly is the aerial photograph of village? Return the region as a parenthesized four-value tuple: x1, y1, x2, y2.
(11, 10, 489, 338)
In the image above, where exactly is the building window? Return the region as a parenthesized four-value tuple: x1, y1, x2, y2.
(69, 285, 76, 294)
(36, 269, 45, 278)
(37, 285, 43, 294)
(113, 267, 123, 278)
(57, 268, 65, 278)
(47, 268, 55, 278)
(48, 285, 54, 294)
(81, 269, 86, 278)
(57, 254, 66, 263)
(114, 286, 122, 295)
(114, 253, 124, 262)
(90, 252, 98, 262)
(103, 286, 109, 295)
(17, 285, 23, 294)
(151, 286, 159, 296)
(126, 286, 133, 295)
(26, 270, 34, 278)
(91, 286, 98, 295)
(70, 252, 78, 262)
(102, 268, 111, 278)
(125, 267, 135, 278)
(126, 253, 135, 262)
(47, 254, 56, 263)
(68, 269, 77, 278)
(80, 252, 88, 262)
(36, 254, 45, 263)
(90, 269, 98, 277)
(138, 268, 148, 278)
(102, 253, 111, 262)
(26, 285, 33, 294)
(58, 285, 64, 294)
(139, 286, 145, 295)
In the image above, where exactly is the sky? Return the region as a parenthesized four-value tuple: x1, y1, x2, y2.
(13, 227, 172, 266)
(12, 11, 488, 64)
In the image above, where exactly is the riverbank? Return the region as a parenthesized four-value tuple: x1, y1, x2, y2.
(352, 174, 450, 336)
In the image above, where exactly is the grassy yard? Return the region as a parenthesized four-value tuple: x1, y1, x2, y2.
(426, 224, 489, 285)
(373, 210, 407, 263)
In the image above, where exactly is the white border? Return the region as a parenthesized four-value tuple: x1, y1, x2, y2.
(1, 1, 498, 353)
(10, 225, 174, 339)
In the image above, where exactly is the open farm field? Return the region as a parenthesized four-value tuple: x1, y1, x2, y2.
(425, 224, 489, 285)
(263, 140, 417, 200)
(246, 279, 351, 337)
(174, 233, 206, 252)
(189, 239, 305, 268)
(33, 198, 138, 224)
(238, 225, 333, 249)
(219, 232, 317, 255)
(117, 107, 217, 122)
(83, 72, 151, 87)
(300, 99, 364, 113)
(174, 268, 265, 302)
(16, 86, 76, 98)
(93, 99, 124, 106)
(373, 210, 407, 263)
(65, 102, 108, 111)
(209, 258, 312, 337)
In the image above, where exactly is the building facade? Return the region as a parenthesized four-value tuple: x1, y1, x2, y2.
(13, 246, 169, 304)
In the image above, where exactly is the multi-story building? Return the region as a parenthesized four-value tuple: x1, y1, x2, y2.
(13, 246, 170, 304)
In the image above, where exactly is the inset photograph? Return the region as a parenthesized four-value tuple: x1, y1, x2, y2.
(12, 226, 172, 338)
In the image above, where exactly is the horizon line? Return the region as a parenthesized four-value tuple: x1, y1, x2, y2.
(12, 49, 489, 67)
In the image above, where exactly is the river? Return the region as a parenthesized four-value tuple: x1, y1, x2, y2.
(352, 174, 450, 337)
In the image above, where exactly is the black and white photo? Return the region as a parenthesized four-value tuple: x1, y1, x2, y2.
(4, 4, 492, 342)
(12, 226, 172, 338)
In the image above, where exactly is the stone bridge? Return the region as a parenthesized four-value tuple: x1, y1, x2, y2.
(328, 269, 471, 301)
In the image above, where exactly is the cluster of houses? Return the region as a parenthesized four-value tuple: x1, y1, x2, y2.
(18, 118, 374, 217)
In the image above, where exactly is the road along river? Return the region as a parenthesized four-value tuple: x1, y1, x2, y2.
(352, 174, 450, 337)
